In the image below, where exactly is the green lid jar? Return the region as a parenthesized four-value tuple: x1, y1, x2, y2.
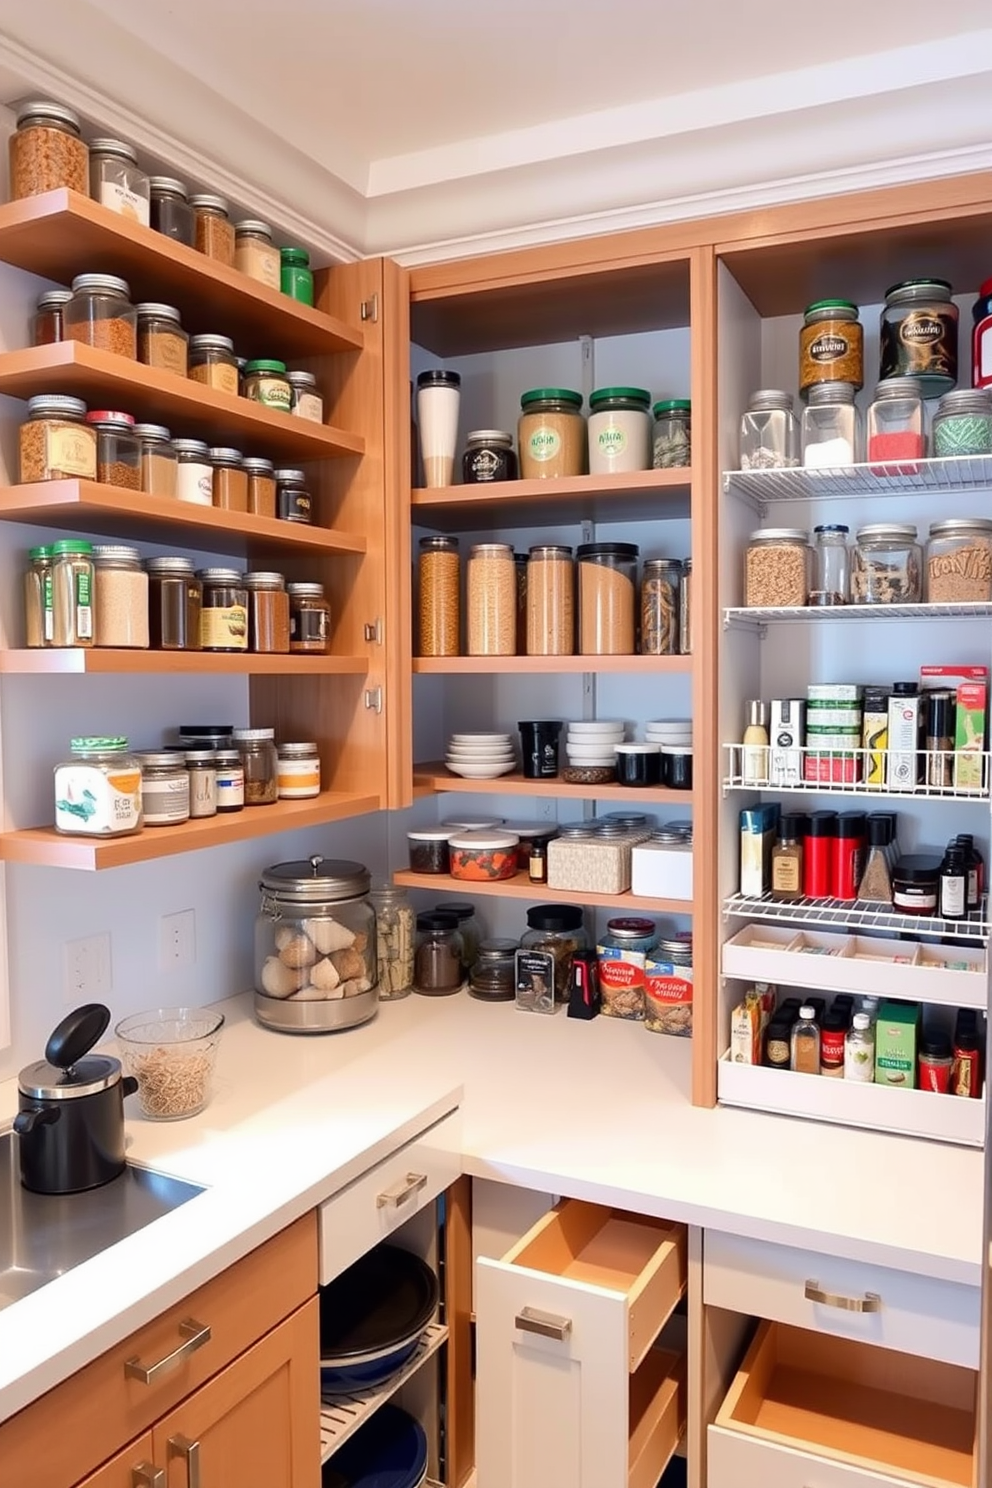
(799, 299, 863, 399)
(588, 386, 651, 474)
(518, 388, 585, 480)
(242, 359, 292, 412)
(24, 544, 54, 648)
(280, 247, 314, 306)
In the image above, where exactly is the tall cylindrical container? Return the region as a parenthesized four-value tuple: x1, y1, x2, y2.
(416, 370, 461, 488)
(467, 543, 516, 656)
(418, 535, 461, 656)
(526, 545, 574, 655)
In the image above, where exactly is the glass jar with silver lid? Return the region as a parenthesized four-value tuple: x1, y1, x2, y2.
(232, 727, 278, 804)
(925, 518, 992, 602)
(136, 750, 190, 826)
(286, 370, 324, 423)
(173, 438, 213, 506)
(89, 138, 150, 226)
(740, 390, 798, 470)
(851, 523, 922, 604)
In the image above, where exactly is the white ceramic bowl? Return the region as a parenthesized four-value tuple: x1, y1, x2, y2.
(446, 743, 516, 757)
(445, 760, 517, 778)
(449, 733, 513, 745)
(566, 720, 626, 734)
(566, 751, 618, 765)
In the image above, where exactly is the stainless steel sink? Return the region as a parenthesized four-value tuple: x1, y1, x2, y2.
(0, 1130, 203, 1311)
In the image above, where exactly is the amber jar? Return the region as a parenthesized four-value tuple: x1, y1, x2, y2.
(190, 194, 235, 265)
(287, 582, 331, 653)
(209, 447, 248, 512)
(418, 535, 460, 657)
(33, 289, 72, 346)
(243, 457, 277, 518)
(198, 568, 248, 652)
(136, 302, 188, 377)
(146, 557, 202, 650)
(9, 101, 88, 199)
(244, 572, 290, 653)
(189, 334, 239, 396)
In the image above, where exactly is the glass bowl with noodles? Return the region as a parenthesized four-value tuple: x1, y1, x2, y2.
(115, 1007, 224, 1120)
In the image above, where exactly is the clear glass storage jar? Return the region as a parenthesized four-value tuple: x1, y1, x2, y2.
(286, 371, 324, 423)
(926, 519, 992, 602)
(243, 359, 292, 412)
(276, 741, 320, 799)
(65, 273, 137, 358)
(93, 544, 148, 648)
(9, 100, 88, 198)
(173, 439, 214, 506)
(810, 524, 850, 607)
(190, 194, 235, 265)
(54, 737, 142, 837)
(244, 572, 290, 652)
(413, 913, 464, 997)
(136, 751, 190, 826)
(519, 904, 586, 1006)
(136, 302, 188, 377)
(467, 542, 516, 656)
(287, 582, 331, 653)
(468, 938, 518, 1002)
(274, 468, 313, 524)
(576, 542, 638, 654)
(801, 382, 860, 468)
(19, 394, 96, 482)
(851, 523, 922, 603)
(518, 388, 586, 479)
(369, 884, 415, 1000)
(33, 288, 72, 345)
(280, 247, 314, 305)
(243, 457, 277, 517)
(89, 138, 150, 225)
(51, 538, 94, 646)
(149, 176, 194, 245)
(931, 389, 992, 458)
(526, 544, 574, 655)
(744, 529, 811, 608)
(209, 447, 248, 512)
(867, 378, 927, 465)
(234, 727, 278, 805)
(188, 333, 238, 396)
(134, 423, 177, 498)
(652, 400, 691, 468)
(880, 279, 958, 396)
(234, 220, 281, 288)
(86, 409, 141, 489)
(799, 300, 863, 398)
(199, 568, 248, 652)
(24, 545, 53, 648)
(418, 535, 460, 656)
(740, 390, 798, 470)
(640, 558, 682, 653)
(587, 387, 652, 474)
(147, 556, 202, 650)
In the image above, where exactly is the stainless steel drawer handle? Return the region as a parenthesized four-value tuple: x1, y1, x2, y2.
(124, 1318, 212, 1383)
(131, 1467, 165, 1488)
(376, 1171, 429, 1209)
(168, 1435, 201, 1488)
(515, 1306, 572, 1341)
(805, 1279, 881, 1313)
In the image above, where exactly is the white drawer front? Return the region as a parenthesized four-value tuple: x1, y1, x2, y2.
(708, 1425, 921, 1488)
(704, 1231, 979, 1368)
(318, 1109, 461, 1284)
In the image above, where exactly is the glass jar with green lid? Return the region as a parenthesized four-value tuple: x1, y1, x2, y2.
(280, 247, 314, 305)
(243, 359, 292, 412)
(588, 387, 652, 474)
(24, 545, 54, 648)
(54, 737, 142, 837)
(518, 388, 585, 479)
(652, 400, 691, 468)
(799, 300, 863, 399)
(51, 539, 94, 647)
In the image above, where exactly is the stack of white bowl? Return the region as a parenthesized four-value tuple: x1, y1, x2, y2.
(646, 718, 693, 758)
(445, 733, 516, 779)
(564, 720, 626, 768)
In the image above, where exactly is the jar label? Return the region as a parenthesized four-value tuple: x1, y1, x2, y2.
(55, 764, 142, 835)
(142, 775, 190, 823)
(809, 332, 850, 362)
(201, 604, 248, 649)
(292, 391, 323, 423)
(528, 426, 561, 463)
(597, 945, 647, 1019)
(189, 363, 239, 397)
(248, 376, 292, 412)
(44, 425, 97, 479)
(514, 948, 556, 1013)
(74, 568, 93, 640)
(880, 310, 957, 382)
(596, 426, 628, 459)
(644, 960, 693, 1036)
(278, 762, 321, 794)
(176, 465, 214, 505)
(146, 332, 188, 377)
(469, 449, 502, 481)
(216, 769, 245, 807)
(800, 319, 864, 391)
(97, 181, 150, 226)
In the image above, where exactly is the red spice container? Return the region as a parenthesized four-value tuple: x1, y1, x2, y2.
(951, 1012, 983, 1098)
(819, 1011, 847, 1077)
(803, 810, 837, 898)
(866, 379, 926, 473)
(918, 1032, 953, 1093)
(832, 811, 866, 901)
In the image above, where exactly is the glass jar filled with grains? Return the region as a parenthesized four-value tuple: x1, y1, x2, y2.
(209, 447, 248, 512)
(242, 457, 277, 517)
(190, 194, 235, 265)
(931, 389, 992, 458)
(19, 394, 97, 483)
(518, 388, 586, 479)
(9, 100, 88, 199)
(587, 387, 652, 474)
(51, 539, 94, 647)
(652, 400, 691, 468)
(418, 535, 460, 656)
(286, 371, 324, 422)
(214, 749, 245, 813)
(88, 138, 150, 225)
(740, 390, 798, 470)
(234, 220, 281, 288)
(188, 334, 239, 396)
(146, 556, 202, 650)
(288, 582, 331, 653)
(54, 738, 142, 838)
(233, 728, 278, 806)
(280, 247, 314, 305)
(24, 546, 54, 648)
(276, 741, 321, 799)
(926, 519, 992, 602)
(149, 177, 194, 245)
(134, 423, 178, 498)
(640, 558, 682, 654)
(851, 523, 922, 603)
(526, 544, 574, 655)
(275, 467, 313, 524)
(199, 568, 248, 652)
(369, 884, 415, 1000)
(65, 274, 137, 359)
(173, 439, 214, 506)
(92, 545, 149, 648)
(136, 752, 190, 827)
(576, 542, 638, 654)
(33, 289, 72, 346)
(244, 572, 290, 652)
(243, 359, 292, 412)
(744, 529, 811, 608)
(136, 303, 188, 377)
(86, 410, 141, 489)
(467, 542, 516, 656)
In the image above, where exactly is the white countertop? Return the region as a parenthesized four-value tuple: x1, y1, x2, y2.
(0, 991, 983, 1423)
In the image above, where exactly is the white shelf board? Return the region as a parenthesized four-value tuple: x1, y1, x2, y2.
(725, 601, 992, 628)
(724, 454, 992, 513)
(723, 892, 990, 943)
(722, 743, 990, 801)
(319, 1322, 448, 1464)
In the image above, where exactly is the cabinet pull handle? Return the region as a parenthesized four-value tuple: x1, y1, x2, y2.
(131, 1466, 165, 1488)
(376, 1171, 429, 1209)
(124, 1318, 212, 1383)
(168, 1435, 201, 1488)
(515, 1306, 572, 1341)
(805, 1280, 881, 1313)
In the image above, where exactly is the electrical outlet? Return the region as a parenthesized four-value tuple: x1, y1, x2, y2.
(160, 909, 196, 971)
(63, 934, 112, 1005)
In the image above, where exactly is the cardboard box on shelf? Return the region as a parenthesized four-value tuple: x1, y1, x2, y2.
(875, 1000, 919, 1088)
(920, 665, 989, 792)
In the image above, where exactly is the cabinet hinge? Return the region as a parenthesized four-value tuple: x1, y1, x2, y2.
(364, 618, 384, 645)
(364, 685, 383, 714)
(360, 294, 379, 323)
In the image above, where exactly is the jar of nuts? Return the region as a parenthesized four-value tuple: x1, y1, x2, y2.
(65, 274, 137, 359)
(925, 519, 992, 602)
(851, 523, 922, 603)
(744, 528, 811, 608)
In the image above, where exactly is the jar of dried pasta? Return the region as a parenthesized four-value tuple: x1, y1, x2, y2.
(418, 535, 460, 656)
(518, 388, 586, 478)
(234, 220, 281, 288)
(640, 558, 682, 654)
(136, 303, 188, 377)
(576, 542, 638, 654)
(189, 334, 239, 396)
(190, 194, 235, 265)
(926, 519, 992, 602)
(526, 544, 574, 655)
(65, 273, 137, 359)
(9, 100, 88, 199)
(467, 543, 516, 656)
(19, 394, 97, 483)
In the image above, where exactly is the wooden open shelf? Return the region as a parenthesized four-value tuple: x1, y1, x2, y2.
(411, 469, 692, 531)
(393, 868, 691, 914)
(414, 763, 691, 805)
(0, 650, 369, 676)
(414, 655, 692, 676)
(0, 792, 381, 870)
(0, 345, 364, 462)
(0, 190, 363, 357)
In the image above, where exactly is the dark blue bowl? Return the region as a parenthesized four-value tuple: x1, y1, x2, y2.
(319, 1335, 421, 1393)
(321, 1403, 427, 1488)
(319, 1244, 438, 1396)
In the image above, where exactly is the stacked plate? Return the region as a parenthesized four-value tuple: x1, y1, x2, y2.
(445, 732, 516, 779)
(646, 718, 693, 748)
(565, 719, 625, 766)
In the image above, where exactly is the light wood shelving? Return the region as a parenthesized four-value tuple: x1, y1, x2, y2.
(0, 650, 369, 676)
(411, 469, 691, 530)
(414, 763, 691, 805)
(413, 655, 692, 676)
(394, 869, 690, 914)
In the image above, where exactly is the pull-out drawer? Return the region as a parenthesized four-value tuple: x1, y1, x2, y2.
(709, 1319, 977, 1488)
(704, 1231, 979, 1368)
(317, 1108, 461, 1284)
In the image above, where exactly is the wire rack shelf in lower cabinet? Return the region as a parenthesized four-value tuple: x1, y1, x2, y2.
(319, 1322, 448, 1464)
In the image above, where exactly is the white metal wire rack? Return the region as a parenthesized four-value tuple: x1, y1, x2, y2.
(724, 601, 992, 630)
(319, 1322, 448, 1463)
(723, 455, 992, 513)
(723, 892, 990, 942)
(722, 743, 991, 800)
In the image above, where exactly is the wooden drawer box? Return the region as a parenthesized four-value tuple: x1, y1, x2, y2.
(709, 1319, 977, 1488)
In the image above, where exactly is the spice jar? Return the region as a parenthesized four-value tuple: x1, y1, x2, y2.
(173, 439, 214, 506)
(744, 529, 810, 608)
(280, 247, 314, 305)
(88, 138, 150, 225)
(919, 1033, 954, 1094)
(209, 447, 248, 512)
(414, 913, 464, 996)
(652, 400, 691, 469)
(463, 430, 517, 483)
(149, 176, 194, 245)
(283, 582, 328, 653)
(136, 303, 188, 377)
(233, 728, 278, 805)
(418, 535, 460, 656)
(190, 194, 235, 265)
(146, 557, 202, 650)
(526, 544, 574, 655)
(598, 917, 658, 1021)
(518, 904, 586, 1006)
(188, 333, 239, 396)
(244, 572, 290, 652)
(92, 544, 148, 648)
(65, 273, 137, 359)
(640, 558, 682, 654)
(198, 568, 248, 652)
(799, 300, 864, 399)
(51, 539, 94, 647)
(810, 525, 850, 607)
(740, 390, 798, 470)
(24, 545, 53, 648)
(274, 467, 313, 524)
(185, 750, 218, 819)
(851, 523, 922, 603)
(518, 388, 586, 479)
(9, 100, 88, 199)
(369, 884, 415, 1000)
(243, 457, 277, 517)
(892, 854, 941, 915)
(277, 741, 320, 799)
(931, 389, 992, 458)
(880, 279, 958, 395)
(136, 751, 190, 826)
(801, 383, 860, 468)
(134, 423, 178, 498)
(18, 394, 97, 483)
(576, 542, 638, 654)
(867, 378, 926, 465)
(286, 371, 324, 423)
(33, 288, 72, 346)
(54, 737, 142, 837)
(86, 410, 141, 489)
(468, 939, 517, 1002)
(214, 749, 245, 813)
(234, 220, 281, 288)
(588, 387, 652, 474)
(925, 519, 992, 602)
(644, 936, 693, 1035)
(467, 542, 516, 656)
(243, 359, 292, 412)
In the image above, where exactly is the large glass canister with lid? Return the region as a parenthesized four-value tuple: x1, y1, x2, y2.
(640, 558, 682, 653)
(925, 519, 992, 602)
(799, 300, 864, 399)
(19, 394, 97, 483)
(88, 138, 150, 225)
(576, 542, 638, 654)
(652, 400, 691, 468)
(931, 389, 992, 458)
(467, 542, 516, 656)
(190, 194, 235, 265)
(255, 856, 377, 1033)
(744, 529, 811, 608)
(65, 274, 137, 359)
(149, 176, 194, 245)
(9, 100, 88, 198)
(134, 423, 178, 498)
(368, 883, 415, 1000)
(518, 388, 586, 479)
(801, 383, 861, 468)
(587, 387, 652, 474)
(418, 535, 460, 656)
(879, 279, 958, 396)
(850, 523, 922, 603)
(526, 544, 574, 655)
(739, 390, 798, 470)
(518, 903, 586, 1008)
(54, 737, 142, 837)
(866, 378, 926, 465)
(146, 556, 202, 650)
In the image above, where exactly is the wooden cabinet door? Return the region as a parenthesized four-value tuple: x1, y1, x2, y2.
(75, 1434, 156, 1488)
(153, 1301, 320, 1488)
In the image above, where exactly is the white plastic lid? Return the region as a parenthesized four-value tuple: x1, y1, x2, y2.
(852, 1013, 871, 1030)
(798, 1005, 816, 1020)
